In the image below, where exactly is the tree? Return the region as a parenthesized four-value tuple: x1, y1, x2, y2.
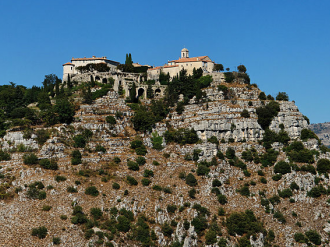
(129, 83, 137, 103)
(213, 64, 224, 71)
(276, 92, 289, 101)
(237, 65, 247, 73)
(83, 86, 93, 104)
(54, 98, 75, 124)
(147, 84, 154, 99)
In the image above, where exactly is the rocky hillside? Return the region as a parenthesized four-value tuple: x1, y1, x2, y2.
(309, 122, 330, 147)
(0, 75, 329, 247)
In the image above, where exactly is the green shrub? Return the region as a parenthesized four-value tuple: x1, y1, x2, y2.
(23, 153, 38, 165)
(67, 186, 77, 193)
(31, 226, 48, 239)
(95, 145, 106, 153)
(161, 222, 173, 237)
(317, 158, 330, 174)
(71, 150, 82, 165)
(305, 229, 321, 245)
(136, 156, 146, 166)
(112, 183, 120, 190)
(256, 101, 280, 129)
(55, 175, 67, 182)
(273, 211, 286, 223)
(212, 179, 221, 187)
(191, 216, 208, 235)
(301, 164, 316, 174)
(126, 176, 138, 186)
(73, 134, 86, 148)
(272, 174, 282, 181)
(205, 229, 217, 245)
(53, 237, 61, 245)
(185, 173, 198, 186)
(163, 187, 172, 194)
(167, 204, 177, 214)
(217, 194, 228, 205)
(106, 115, 116, 125)
(143, 169, 154, 177)
(39, 158, 58, 170)
(152, 185, 162, 191)
(151, 132, 163, 150)
(218, 207, 225, 216)
(294, 232, 307, 243)
(241, 109, 250, 118)
(216, 150, 224, 159)
(238, 186, 250, 197)
(189, 188, 196, 198)
(0, 150, 11, 161)
(278, 188, 293, 198)
(207, 136, 218, 144)
(90, 207, 103, 220)
(196, 164, 210, 176)
(113, 156, 121, 163)
(42, 205, 52, 211)
(84, 229, 94, 239)
(301, 129, 318, 141)
(35, 129, 50, 145)
(290, 182, 300, 191)
(127, 160, 139, 171)
(226, 147, 235, 159)
(85, 186, 99, 197)
(141, 178, 151, 186)
(274, 161, 291, 174)
(164, 128, 199, 145)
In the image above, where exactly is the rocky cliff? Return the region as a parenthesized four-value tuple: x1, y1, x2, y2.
(0, 75, 329, 247)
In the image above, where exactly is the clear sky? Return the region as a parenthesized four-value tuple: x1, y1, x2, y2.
(1, 0, 329, 124)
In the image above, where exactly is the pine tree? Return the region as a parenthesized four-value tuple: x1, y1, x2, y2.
(147, 84, 154, 99)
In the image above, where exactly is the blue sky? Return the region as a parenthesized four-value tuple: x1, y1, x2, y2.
(1, 0, 329, 124)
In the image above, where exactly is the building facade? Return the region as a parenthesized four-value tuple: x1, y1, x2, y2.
(62, 56, 119, 82)
(147, 48, 215, 81)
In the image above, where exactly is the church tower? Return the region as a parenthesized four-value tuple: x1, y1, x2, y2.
(181, 48, 189, 58)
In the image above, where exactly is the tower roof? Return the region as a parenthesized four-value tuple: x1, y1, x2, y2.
(181, 48, 189, 52)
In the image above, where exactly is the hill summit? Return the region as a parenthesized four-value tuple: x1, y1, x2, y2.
(0, 56, 329, 247)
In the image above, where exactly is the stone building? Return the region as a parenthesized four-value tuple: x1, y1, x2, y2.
(147, 48, 215, 81)
(62, 56, 119, 82)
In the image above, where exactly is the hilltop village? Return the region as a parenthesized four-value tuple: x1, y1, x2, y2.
(0, 48, 330, 247)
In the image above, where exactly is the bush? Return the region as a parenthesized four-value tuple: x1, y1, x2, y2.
(189, 188, 196, 198)
(163, 187, 172, 194)
(256, 101, 280, 129)
(226, 210, 264, 237)
(151, 132, 163, 150)
(85, 186, 99, 197)
(23, 153, 38, 165)
(141, 178, 151, 186)
(216, 150, 224, 159)
(276, 92, 289, 101)
(185, 173, 198, 186)
(106, 116, 116, 125)
(113, 157, 121, 164)
(164, 128, 199, 145)
(241, 109, 250, 118)
(39, 158, 58, 170)
(0, 150, 11, 161)
(196, 164, 210, 176)
(217, 194, 228, 205)
(42, 205, 52, 211)
(212, 179, 221, 187)
(226, 147, 236, 159)
(127, 175, 138, 186)
(278, 188, 293, 198)
(143, 169, 154, 177)
(238, 186, 250, 197)
(116, 216, 131, 232)
(31, 226, 48, 239)
(294, 232, 307, 243)
(207, 136, 218, 144)
(273, 211, 286, 223)
(136, 156, 146, 166)
(301, 129, 318, 141)
(167, 205, 177, 214)
(274, 161, 291, 174)
(71, 150, 82, 165)
(95, 145, 106, 153)
(317, 158, 330, 174)
(53, 237, 61, 245)
(35, 129, 50, 145)
(73, 135, 86, 148)
(162, 222, 173, 237)
(305, 229, 321, 245)
(127, 160, 139, 171)
(90, 207, 103, 220)
(152, 185, 162, 191)
(67, 186, 77, 193)
(258, 92, 266, 100)
(112, 183, 120, 190)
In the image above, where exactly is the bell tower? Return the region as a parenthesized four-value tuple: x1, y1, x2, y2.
(181, 48, 189, 58)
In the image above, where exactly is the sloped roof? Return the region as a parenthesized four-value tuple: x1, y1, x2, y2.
(168, 56, 212, 63)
